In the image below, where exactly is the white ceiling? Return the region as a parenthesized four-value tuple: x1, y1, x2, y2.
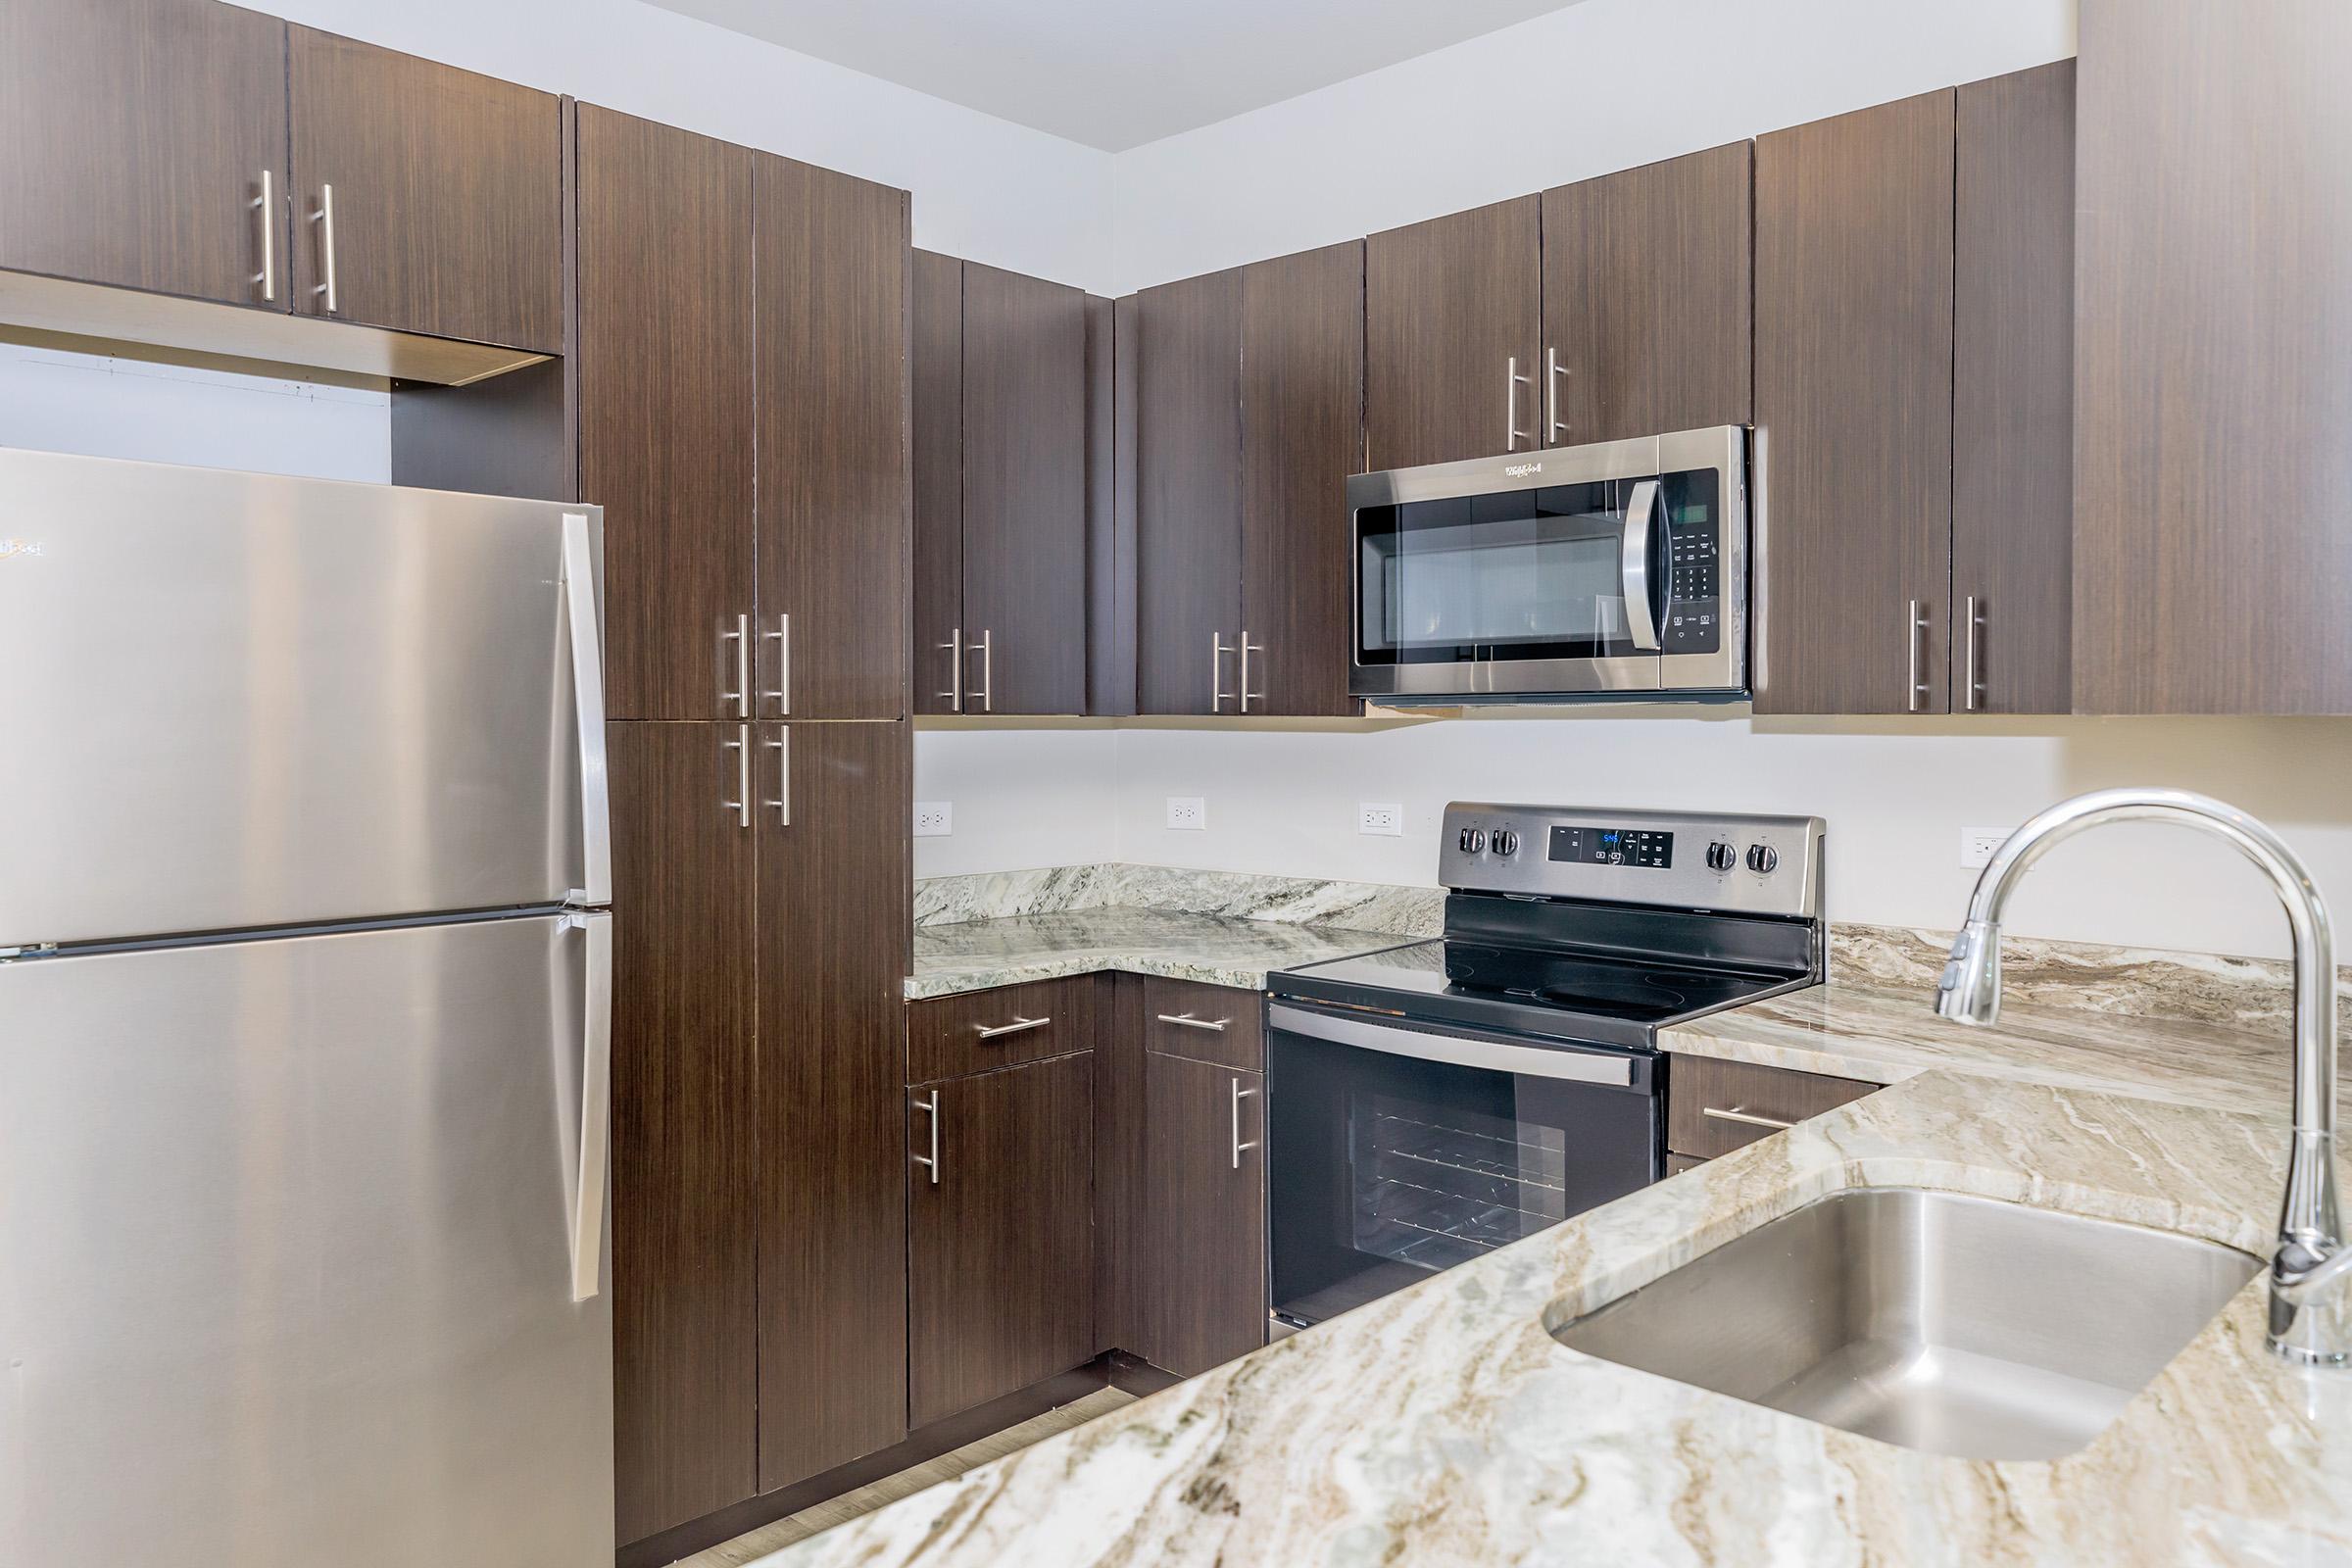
(643, 0, 1592, 151)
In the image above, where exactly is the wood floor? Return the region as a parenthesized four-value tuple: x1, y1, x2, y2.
(673, 1388, 1137, 1566)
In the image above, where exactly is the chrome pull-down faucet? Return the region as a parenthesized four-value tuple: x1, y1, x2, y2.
(1934, 787, 2350, 1365)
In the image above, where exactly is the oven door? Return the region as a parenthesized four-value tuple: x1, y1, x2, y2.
(1266, 1002, 1662, 1328)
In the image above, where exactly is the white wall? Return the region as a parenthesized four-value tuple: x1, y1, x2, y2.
(1109, 0, 2075, 291)
(913, 725, 1120, 878)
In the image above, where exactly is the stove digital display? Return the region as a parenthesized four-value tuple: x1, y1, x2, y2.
(1548, 825, 1674, 868)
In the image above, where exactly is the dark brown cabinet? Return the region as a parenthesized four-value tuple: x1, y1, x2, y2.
(755, 156, 911, 721)
(2073, 0, 2352, 712)
(286, 26, 563, 351)
(608, 722, 760, 1543)
(1133, 243, 1362, 717)
(1140, 1053, 1267, 1378)
(758, 720, 914, 1492)
(1134, 268, 1244, 714)
(913, 254, 1096, 715)
(0, 0, 288, 309)
(1753, 88, 1957, 715)
(1541, 142, 1752, 448)
(1953, 60, 2075, 715)
(1364, 196, 1541, 471)
(578, 108, 755, 723)
(1667, 1055, 1877, 1163)
(907, 1048, 1097, 1428)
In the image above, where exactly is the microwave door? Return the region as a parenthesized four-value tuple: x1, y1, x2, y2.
(1476, 478, 1664, 697)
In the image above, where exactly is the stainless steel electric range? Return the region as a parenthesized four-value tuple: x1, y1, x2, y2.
(1264, 803, 1826, 1330)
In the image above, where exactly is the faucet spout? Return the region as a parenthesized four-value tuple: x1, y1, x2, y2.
(1932, 788, 2347, 1366)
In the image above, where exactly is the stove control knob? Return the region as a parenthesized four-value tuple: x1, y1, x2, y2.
(1746, 844, 1780, 875)
(1491, 829, 1520, 858)
(1457, 827, 1487, 854)
(1705, 841, 1738, 873)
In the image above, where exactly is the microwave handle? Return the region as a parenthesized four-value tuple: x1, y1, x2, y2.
(1619, 478, 1662, 652)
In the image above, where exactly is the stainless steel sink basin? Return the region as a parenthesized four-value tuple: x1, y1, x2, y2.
(1551, 1188, 2259, 1460)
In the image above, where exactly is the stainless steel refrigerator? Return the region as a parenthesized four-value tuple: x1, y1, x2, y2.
(0, 448, 615, 1565)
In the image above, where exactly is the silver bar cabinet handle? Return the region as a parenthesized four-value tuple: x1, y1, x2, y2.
(1963, 594, 1984, 712)
(719, 612, 750, 717)
(762, 730, 789, 827)
(1231, 1079, 1259, 1170)
(1210, 632, 1234, 711)
(761, 613, 790, 715)
(1155, 1012, 1230, 1033)
(311, 182, 338, 315)
(1241, 631, 1265, 711)
(719, 724, 749, 827)
(253, 170, 275, 302)
(569, 910, 612, 1301)
(1545, 345, 1569, 443)
(1505, 356, 1536, 451)
(1701, 1104, 1796, 1132)
(911, 1090, 941, 1185)
(939, 626, 963, 712)
(975, 1014, 1051, 1040)
(1905, 599, 1930, 713)
(979, 629, 994, 712)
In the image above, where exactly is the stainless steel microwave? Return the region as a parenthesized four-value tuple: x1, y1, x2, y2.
(1348, 425, 1747, 702)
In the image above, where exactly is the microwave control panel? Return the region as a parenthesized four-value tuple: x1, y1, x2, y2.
(1661, 468, 1722, 656)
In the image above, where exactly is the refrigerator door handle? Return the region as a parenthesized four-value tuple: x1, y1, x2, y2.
(569, 909, 613, 1302)
(562, 513, 612, 907)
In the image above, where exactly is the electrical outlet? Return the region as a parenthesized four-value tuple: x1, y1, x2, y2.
(1165, 796, 1207, 831)
(1960, 827, 2010, 869)
(913, 802, 953, 838)
(1358, 803, 1404, 836)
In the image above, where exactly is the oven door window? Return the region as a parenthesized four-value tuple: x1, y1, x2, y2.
(1355, 478, 1664, 667)
(1268, 1024, 1660, 1327)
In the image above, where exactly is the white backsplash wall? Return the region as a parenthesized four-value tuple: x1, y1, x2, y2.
(913, 724, 1121, 879)
(1102, 712, 2352, 962)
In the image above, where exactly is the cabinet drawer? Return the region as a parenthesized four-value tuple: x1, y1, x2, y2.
(1140, 976, 1263, 1071)
(909, 976, 1099, 1084)
(1667, 1055, 1877, 1159)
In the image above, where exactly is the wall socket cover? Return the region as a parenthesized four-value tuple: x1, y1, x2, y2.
(913, 802, 953, 837)
(1358, 803, 1404, 836)
(1166, 796, 1207, 831)
(1960, 827, 2010, 869)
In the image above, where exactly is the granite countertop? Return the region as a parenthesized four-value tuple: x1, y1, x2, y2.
(755, 1062, 2352, 1566)
(906, 906, 1412, 999)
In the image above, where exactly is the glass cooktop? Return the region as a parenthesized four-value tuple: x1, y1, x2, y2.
(1277, 937, 1793, 1029)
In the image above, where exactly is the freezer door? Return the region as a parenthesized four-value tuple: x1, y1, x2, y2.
(0, 447, 609, 949)
(0, 911, 614, 1567)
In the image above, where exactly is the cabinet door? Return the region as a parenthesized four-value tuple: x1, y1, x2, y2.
(2074, 0, 2352, 712)
(1953, 61, 2074, 715)
(1364, 196, 1541, 470)
(907, 1052, 1095, 1427)
(1135, 269, 1245, 714)
(577, 107, 755, 721)
(911, 251, 966, 715)
(960, 263, 1089, 715)
(1241, 243, 1361, 717)
(756, 155, 910, 721)
(1543, 142, 1751, 448)
(1753, 90, 1955, 715)
(0, 0, 286, 308)
(608, 722, 759, 1544)
(287, 26, 561, 351)
(758, 721, 912, 1490)
(1141, 1054, 1267, 1378)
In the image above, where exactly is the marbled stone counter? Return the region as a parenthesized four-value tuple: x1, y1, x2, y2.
(753, 1066, 2352, 1565)
(907, 907, 1412, 999)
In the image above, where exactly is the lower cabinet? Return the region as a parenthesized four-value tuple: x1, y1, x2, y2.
(906, 1043, 1098, 1427)
(1666, 1054, 1878, 1165)
(1141, 1053, 1268, 1377)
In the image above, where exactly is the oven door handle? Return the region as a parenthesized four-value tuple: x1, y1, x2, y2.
(1266, 1004, 1637, 1087)
(1619, 477, 1662, 653)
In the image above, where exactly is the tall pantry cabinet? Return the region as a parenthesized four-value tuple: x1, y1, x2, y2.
(577, 105, 914, 1547)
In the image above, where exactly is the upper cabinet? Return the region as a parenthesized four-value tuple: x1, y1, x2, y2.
(2073, 0, 2352, 712)
(286, 26, 563, 352)
(1364, 197, 1541, 470)
(1132, 243, 1363, 717)
(0, 0, 287, 308)
(1753, 89, 1956, 715)
(910, 254, 1102, 716)
(1541, 143, 1752, 448)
